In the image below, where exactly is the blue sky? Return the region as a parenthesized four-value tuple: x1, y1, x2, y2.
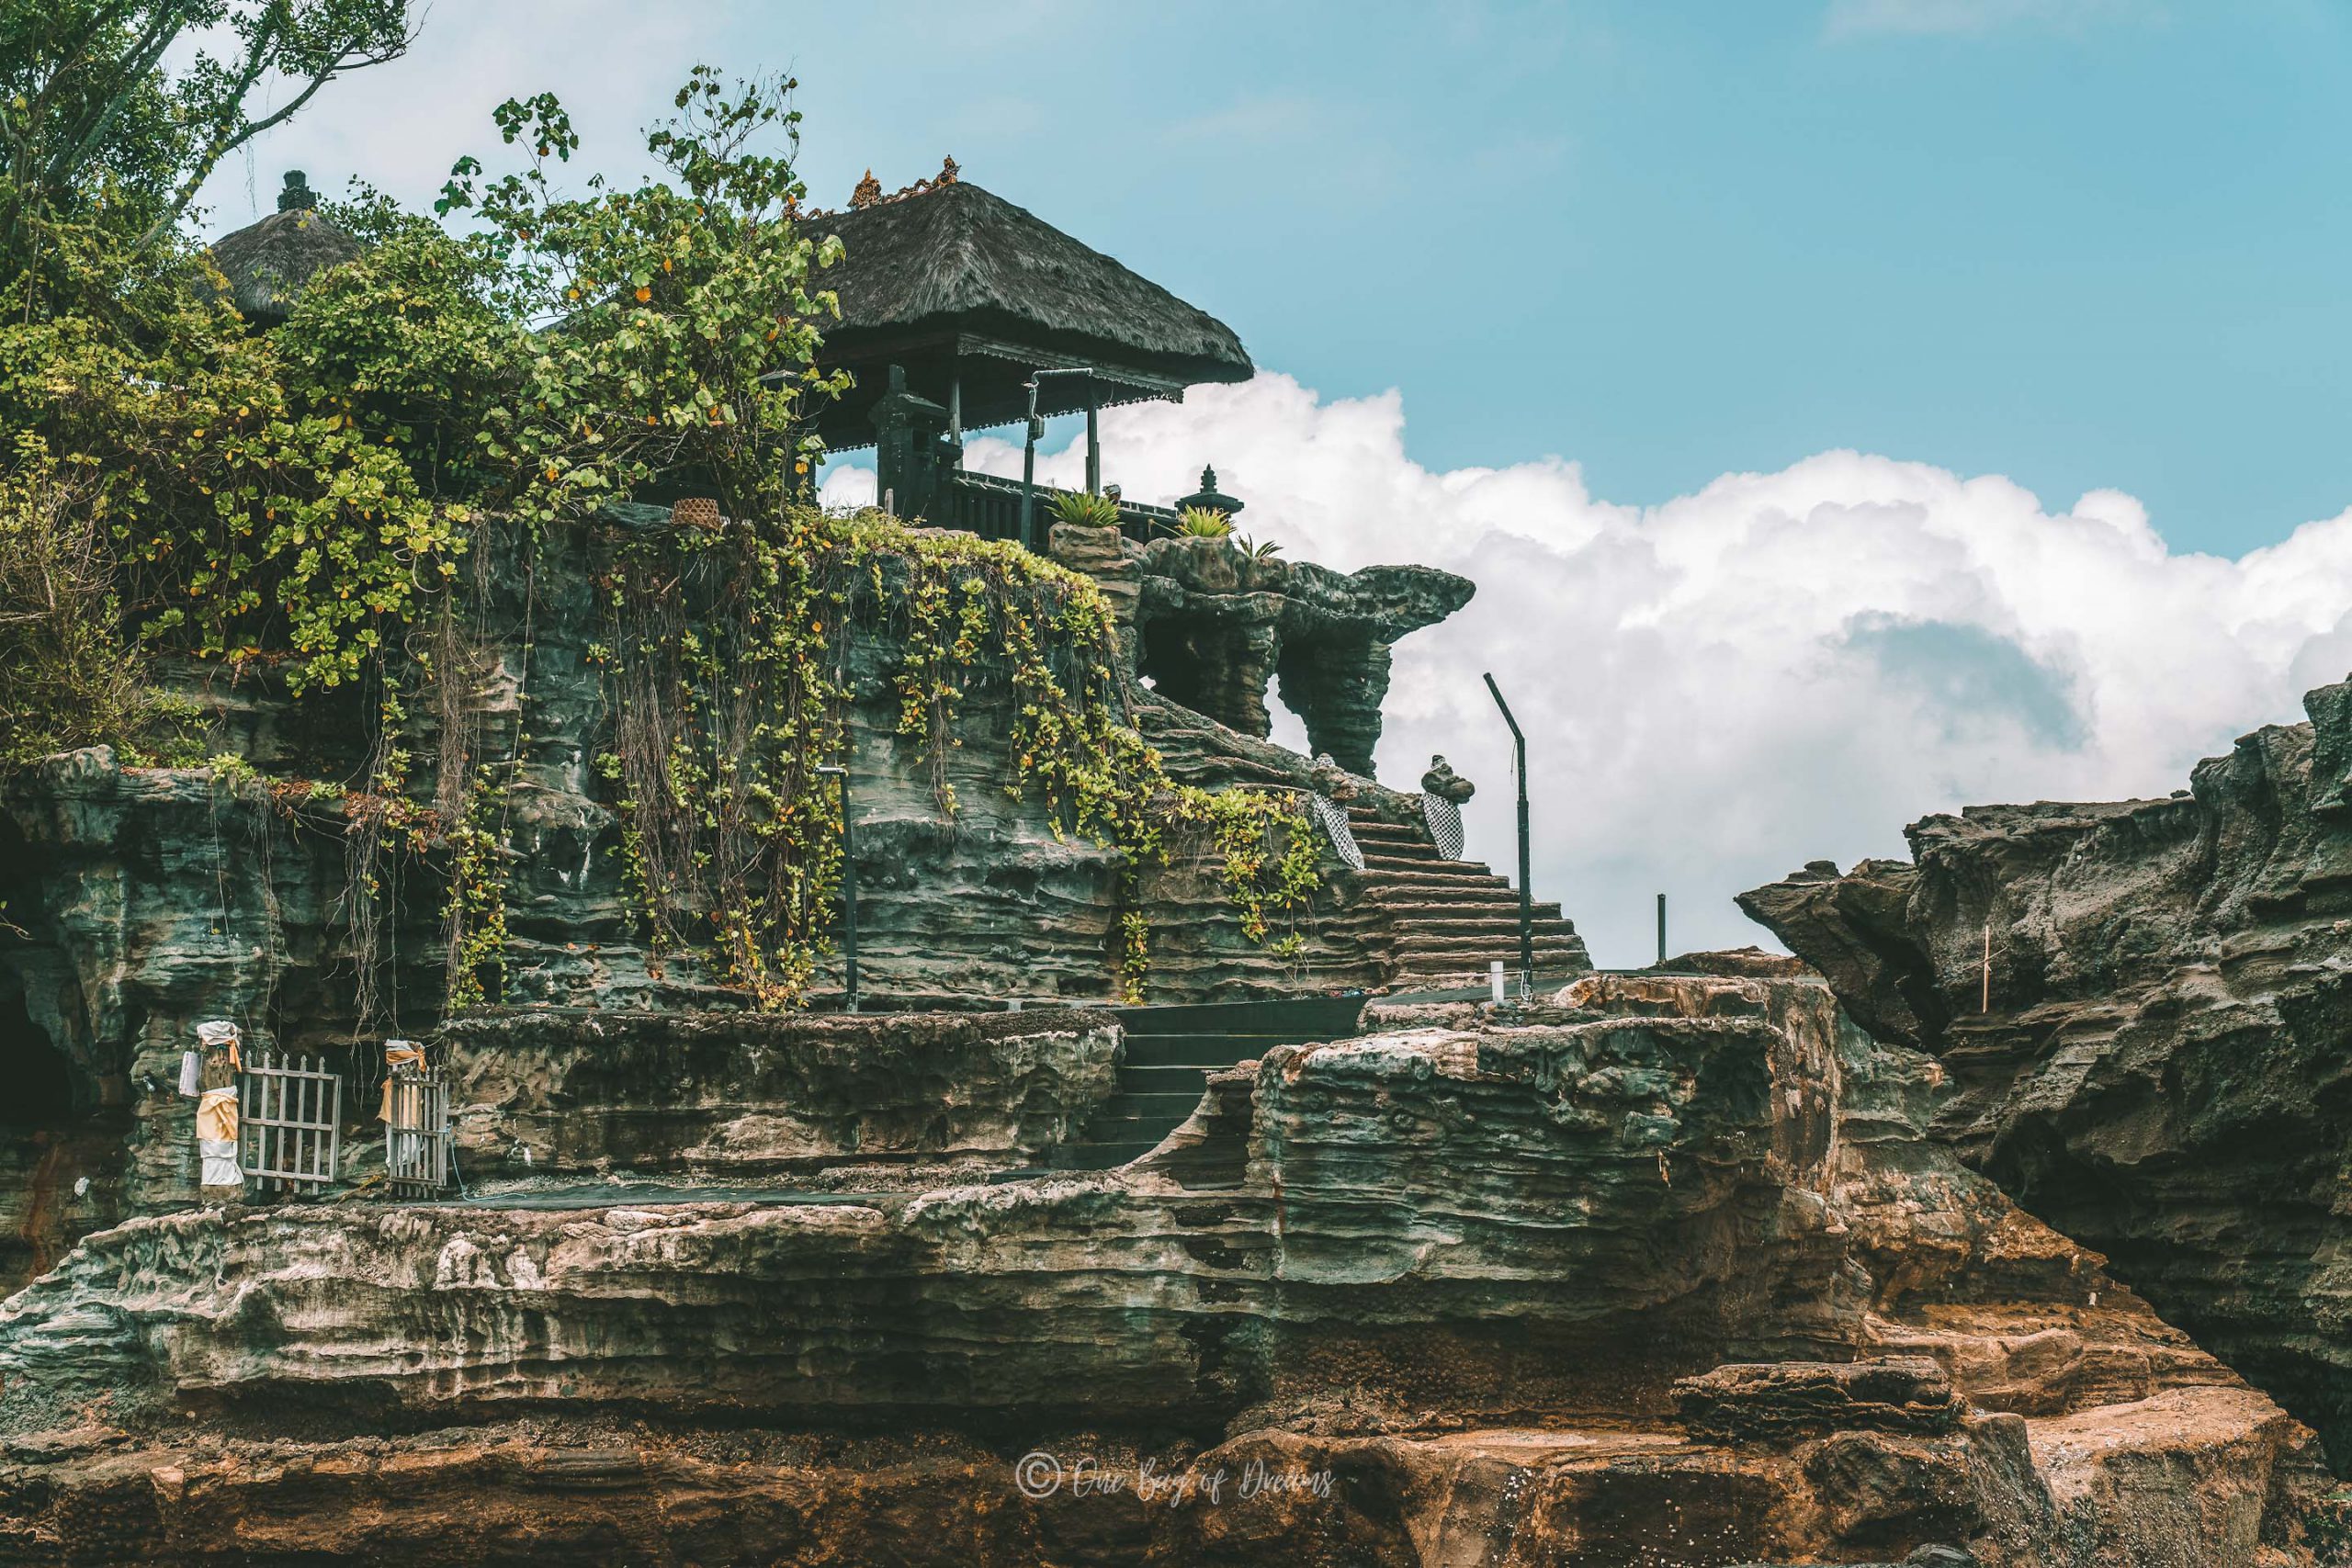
(209, 0, 2352, 558)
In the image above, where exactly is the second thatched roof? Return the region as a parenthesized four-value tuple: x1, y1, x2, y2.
(208, 171, 362, 325)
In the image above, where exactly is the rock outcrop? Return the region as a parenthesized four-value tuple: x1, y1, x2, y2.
(1740, 676, 2352, 1477)
(0, 511, 1495, 1262)
(0, 970, 2324, 1563)
(1097, 529, 1472, 777)
(440, 1005, 1119, 1184)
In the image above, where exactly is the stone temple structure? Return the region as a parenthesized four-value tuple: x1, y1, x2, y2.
(0, 169, 2337, 1566)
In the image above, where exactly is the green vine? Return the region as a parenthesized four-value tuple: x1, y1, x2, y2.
(597, 502, 1324, 1009)
(440, 781, 509, 1010)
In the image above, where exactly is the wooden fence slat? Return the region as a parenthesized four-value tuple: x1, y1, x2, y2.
(385, 1063, 454, 1199)
(236, 1052, 342, 1196)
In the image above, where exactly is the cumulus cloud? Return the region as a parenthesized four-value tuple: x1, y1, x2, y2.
(900, 373, 2352, 964)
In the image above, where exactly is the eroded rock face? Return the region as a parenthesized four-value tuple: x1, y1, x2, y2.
(0, 971, 2323, 1564)
(441, 1006, 1119, 1181)
(1739, 677, 2352, 1473)
(0, 515, 1429, 1258)
(1102, 531, 1473, 777)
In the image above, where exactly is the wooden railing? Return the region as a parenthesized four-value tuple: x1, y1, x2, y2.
(239, 1051, 343, 1196)
(385, 1063, 455, 1199)
(923, 470, 1180, 548)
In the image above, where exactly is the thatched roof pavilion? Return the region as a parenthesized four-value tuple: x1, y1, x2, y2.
(803, 167, 1252, 452)
(209, 171, 361, 325)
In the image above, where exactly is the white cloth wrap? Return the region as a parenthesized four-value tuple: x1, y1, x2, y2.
(178, 1051, 202, 1097)
(196, 1020, 241, 1049)
(198, 1139, 242, 1188)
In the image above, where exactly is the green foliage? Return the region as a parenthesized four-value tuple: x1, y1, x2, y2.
(441, 787, 508, 1011)
(1048, 490, 1121, 528)
(600, 504, 848, 1009)
(0, 0, 416, 271)
(1238, 535, 1282, 560)
(433, 68, 846, 530)
(600, 503, 1148, 1009)
(0, 438, 150, 765)
(1178, 505, 1233, 538)
(1172, 785, 1318, 946)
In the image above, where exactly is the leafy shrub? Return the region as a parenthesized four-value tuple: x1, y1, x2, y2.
(0, 439, 153, 766)
(1178, 505, 1232, 537)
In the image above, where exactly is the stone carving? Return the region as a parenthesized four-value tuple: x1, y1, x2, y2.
(1419, 753, 1475, 801)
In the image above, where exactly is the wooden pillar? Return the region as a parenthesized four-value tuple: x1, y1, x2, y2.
(1084, 386, 1101, 494)
(948, 373, 962, 459)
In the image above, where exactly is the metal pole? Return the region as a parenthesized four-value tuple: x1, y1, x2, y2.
(1657, 893, 1667, 966)
(818, 765, 857, 1012)
(1482, 673, 1532, 993)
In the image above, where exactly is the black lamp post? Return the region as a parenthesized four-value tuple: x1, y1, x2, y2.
(1482, 673, 1532, 993)
(816, 764, 858, 1012)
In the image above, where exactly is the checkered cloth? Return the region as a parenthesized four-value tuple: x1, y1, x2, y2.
(1307, 792, 1364, 871)
(1420, 794, 1465, 862)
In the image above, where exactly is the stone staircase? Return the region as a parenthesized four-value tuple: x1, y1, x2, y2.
(1046, 996, 1367, 1173)
(1343, 806, 1590, 986)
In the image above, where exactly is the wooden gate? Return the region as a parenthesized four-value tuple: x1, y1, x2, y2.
(239, 1050, 343, 1195)
(384, 1063, 454, 1199)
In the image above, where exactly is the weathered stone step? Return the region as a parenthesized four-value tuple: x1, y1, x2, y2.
(1349, 828, 1442, 848)
(1354, 888, 1552, 911)
(1111, 997, 1366, 1039)
(1383, 940, 1589, 964)
(1125, 1032, 1318, 1066)
(1358, 851, 1470, 873)
(1352, 868, 1516, 893)
(1102, 1091, 1210, 1121)
(1394, 916, 1580, 940)
(1123, 1064, 1232, 1093)
(1048, 1140, 1161, 1171)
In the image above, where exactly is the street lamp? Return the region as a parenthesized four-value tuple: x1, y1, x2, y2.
(816, 764, 857, 1012)
(1482, 673, 1532, 995)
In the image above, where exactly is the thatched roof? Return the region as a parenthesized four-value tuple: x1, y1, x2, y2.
(209, 172, 362, 325)
(803, 177, 1251, 446)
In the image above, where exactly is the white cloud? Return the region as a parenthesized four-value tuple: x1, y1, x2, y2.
(947, 373, 2348, 965)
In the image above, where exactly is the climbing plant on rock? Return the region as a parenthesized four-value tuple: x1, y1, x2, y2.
(599, 502, 1327, 1009)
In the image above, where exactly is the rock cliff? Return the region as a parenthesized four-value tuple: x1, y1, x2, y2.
(0, 970, 2324, 1563)
(0, 510, 1520, 1268)
(1740, 676, 2352, 1479)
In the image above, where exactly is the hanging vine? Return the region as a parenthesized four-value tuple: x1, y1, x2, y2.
(596, 503, 1325, 1010)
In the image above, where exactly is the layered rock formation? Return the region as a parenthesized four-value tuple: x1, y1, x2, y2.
(0, 969, 2323, 1563)
(441, 1005, 1118, 1185)
(1077, 526, 1473, 777)
(1740, 676, 2352, 1479)
(4, 509, 1520, 1263)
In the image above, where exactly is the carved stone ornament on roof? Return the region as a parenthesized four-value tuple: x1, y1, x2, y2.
(850, 169, 884, 209)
